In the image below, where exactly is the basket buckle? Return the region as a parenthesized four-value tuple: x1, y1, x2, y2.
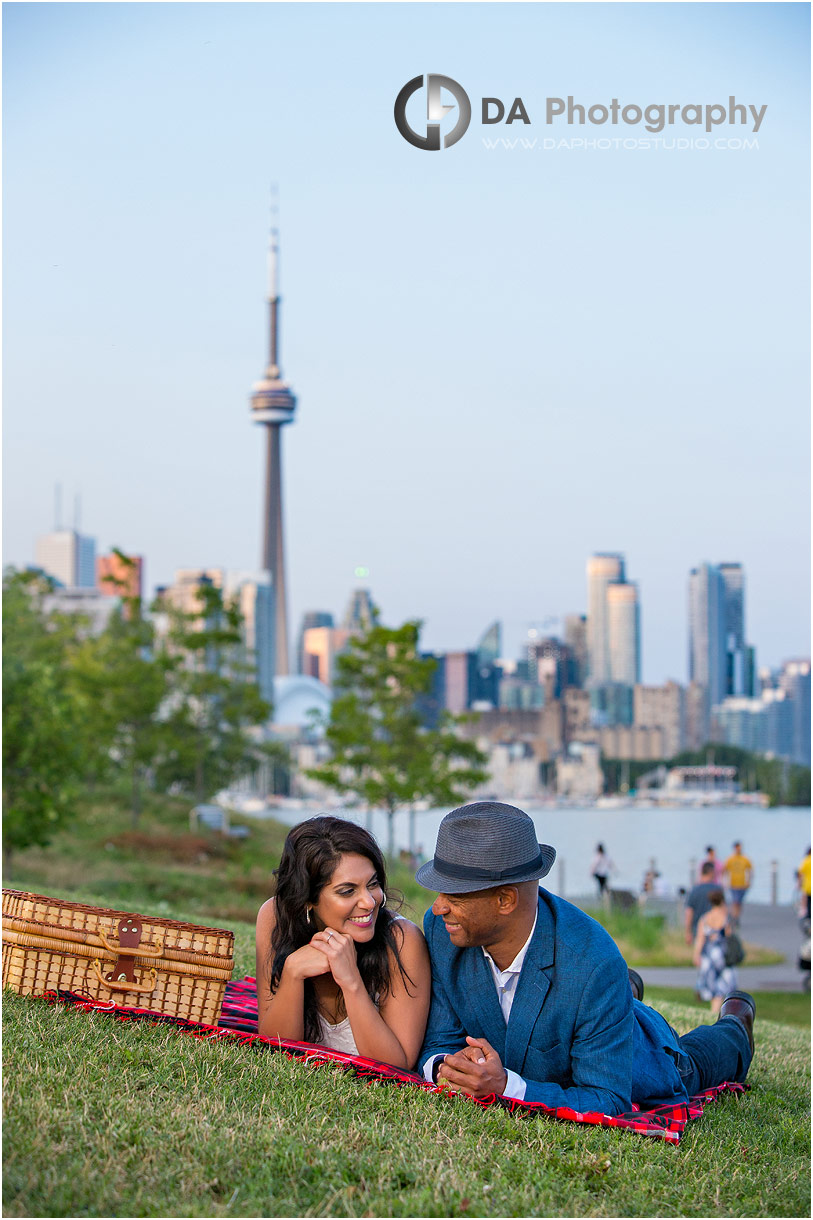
(105, 915, 143, 984)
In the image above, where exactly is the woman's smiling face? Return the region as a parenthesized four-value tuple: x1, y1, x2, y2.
(312, 852, 384, 941)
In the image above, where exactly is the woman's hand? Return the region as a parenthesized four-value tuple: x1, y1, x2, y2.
(283, 941, 332, 982)
(309, 928, 363, 992)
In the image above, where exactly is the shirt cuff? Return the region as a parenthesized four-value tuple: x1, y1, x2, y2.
(423, 1054, 445, 1083)
(501, 1068, 527, 1100)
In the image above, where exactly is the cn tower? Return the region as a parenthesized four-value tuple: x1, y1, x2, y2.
(250, 221, 296, 677)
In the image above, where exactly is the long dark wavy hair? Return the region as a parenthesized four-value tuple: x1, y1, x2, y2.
(269, 816, 412, 1042)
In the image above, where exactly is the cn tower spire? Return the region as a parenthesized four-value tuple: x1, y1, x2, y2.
(267, 191, 280, 374)
(250, 189, 297, 679)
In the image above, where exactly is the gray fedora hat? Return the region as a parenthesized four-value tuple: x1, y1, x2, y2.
(415, 801, 556, 894)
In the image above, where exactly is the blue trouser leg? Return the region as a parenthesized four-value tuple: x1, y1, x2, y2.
(674, 1016, 753, 1096)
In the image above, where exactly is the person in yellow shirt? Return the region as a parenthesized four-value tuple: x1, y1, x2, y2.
(796, 847, 811, 918)
(723, 841, 753, 925)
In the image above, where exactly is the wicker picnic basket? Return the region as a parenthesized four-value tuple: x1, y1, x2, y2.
(2, 889, 234, 1024)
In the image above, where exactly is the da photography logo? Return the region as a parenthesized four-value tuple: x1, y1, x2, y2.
(394, 74, 471, 150)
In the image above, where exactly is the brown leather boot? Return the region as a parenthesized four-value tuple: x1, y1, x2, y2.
(718, 991, 756, 1055)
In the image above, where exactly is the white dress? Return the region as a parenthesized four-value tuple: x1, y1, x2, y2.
(315, 1013, 363, 1054)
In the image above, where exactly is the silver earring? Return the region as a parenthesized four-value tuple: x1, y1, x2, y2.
(306, 908, 313, 925)
(380, 892, 387, 907)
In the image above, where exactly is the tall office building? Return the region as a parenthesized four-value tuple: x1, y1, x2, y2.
(689, 562, 753, 707)
(688, 562, 727, 707)
(563, 614, 588, 687)
(476, 621, 501, 666)
(35, 529, 96, 589)
(586, 553, 624, 685)
(607, 581, 641, 685)
(226, 571, 275, 706)
(719, 562, 750, 696)
(250, 221, 297, 678)
(780, 659, 812, 767)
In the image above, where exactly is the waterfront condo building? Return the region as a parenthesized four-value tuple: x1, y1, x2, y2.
(607, 581, 641, 685)
(586, 553, 624, 685)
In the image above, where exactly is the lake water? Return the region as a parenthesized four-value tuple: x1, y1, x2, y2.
(263, 803, 811, 906)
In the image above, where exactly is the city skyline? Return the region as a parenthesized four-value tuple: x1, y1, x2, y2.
(4, 3, 809, 682)
(30, 527, 805, 697)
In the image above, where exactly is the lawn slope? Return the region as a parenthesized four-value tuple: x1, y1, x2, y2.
(3, 988, 809, 1218)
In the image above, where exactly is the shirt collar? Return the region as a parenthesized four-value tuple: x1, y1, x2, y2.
(482, 909, 538, 976)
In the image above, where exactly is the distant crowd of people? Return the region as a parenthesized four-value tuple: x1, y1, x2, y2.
(591, 838, 811, 1012)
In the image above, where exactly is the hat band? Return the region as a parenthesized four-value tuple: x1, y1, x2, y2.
(432, 849, 548, 882)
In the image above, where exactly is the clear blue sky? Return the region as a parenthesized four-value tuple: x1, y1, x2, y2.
(3, 2, 810, 681)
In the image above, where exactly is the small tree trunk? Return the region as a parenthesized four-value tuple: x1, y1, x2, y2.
(195, 740, 205, 802)
(387, 806, 396, 860)
(130, 764, 142, 829)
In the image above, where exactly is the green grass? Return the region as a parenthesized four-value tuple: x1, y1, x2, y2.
(5, 786, 431, 927)
(4, 790, 810, 1216)
(3, 985, 810, 1218)
(644, 987, 810, 1029)
(586, 907, 784, 968)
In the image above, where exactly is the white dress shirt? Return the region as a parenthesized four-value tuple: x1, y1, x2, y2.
(422, 912, 537, 1100)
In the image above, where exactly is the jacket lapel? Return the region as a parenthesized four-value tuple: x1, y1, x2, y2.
(458, 942, 508, 1056)
(505, 893, 554, 1067)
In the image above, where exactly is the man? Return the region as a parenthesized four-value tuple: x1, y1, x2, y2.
(416, 801, 754, 1114)
(684, 860, 721, 945)
(723, 841, 753, 925)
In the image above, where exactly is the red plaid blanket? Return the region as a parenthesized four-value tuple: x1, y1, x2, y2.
(44, 978, 747, 1145)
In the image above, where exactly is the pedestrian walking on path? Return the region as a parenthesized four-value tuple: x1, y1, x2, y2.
(693, 888, 737, 1014)
(698, 846, 724, 885)
(590, 843, 615, 899)
(724, 841, 753, 925)
(684, 861, 719, 944)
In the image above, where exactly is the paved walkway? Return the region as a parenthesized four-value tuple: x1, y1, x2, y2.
(573, 897, 810, 993)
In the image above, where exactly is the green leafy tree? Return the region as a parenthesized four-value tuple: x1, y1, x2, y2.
(156, 581, 278, 801)
(307, 618, 489, 857)
(69, 551, 173, 825)
(2, 570, 90, 872)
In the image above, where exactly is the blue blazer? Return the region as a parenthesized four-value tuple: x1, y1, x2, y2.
(421, 890, 687, 1115)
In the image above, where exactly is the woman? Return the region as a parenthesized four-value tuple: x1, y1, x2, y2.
(590, 843, 614, 898)
(255, 816, 431, 1069)
(693, 887, 737, 1014)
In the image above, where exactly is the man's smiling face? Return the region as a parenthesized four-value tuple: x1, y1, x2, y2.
(431, 888, 504, 948)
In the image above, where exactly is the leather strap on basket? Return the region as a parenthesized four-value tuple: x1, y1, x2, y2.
(96, 925, 164, 959)
(99, 915, 159, 985)
(90, 960, 158, 993)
